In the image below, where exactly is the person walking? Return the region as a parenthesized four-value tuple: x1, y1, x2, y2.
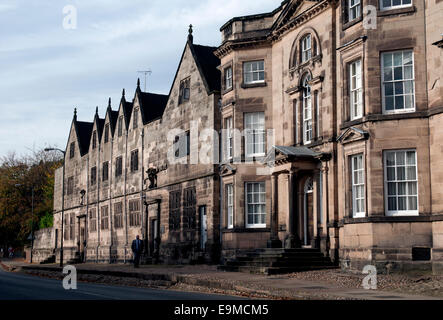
(131, 235, 144, 268)
(8, 247, 13, 259)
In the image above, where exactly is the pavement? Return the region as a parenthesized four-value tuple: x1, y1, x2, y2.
(1, 259, 441, 300)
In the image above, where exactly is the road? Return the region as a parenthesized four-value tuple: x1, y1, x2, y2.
(0, 268, 243, 300)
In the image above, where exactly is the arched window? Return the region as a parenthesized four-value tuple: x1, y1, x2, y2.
(301, 34, 312, 63)
(302, 74, 312, 144)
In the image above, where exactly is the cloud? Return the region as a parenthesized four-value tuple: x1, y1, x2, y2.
(0, 0, 282, 156)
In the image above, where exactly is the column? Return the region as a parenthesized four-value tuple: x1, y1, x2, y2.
(285, 169, 299, 248)
(268, 173, 282, 248)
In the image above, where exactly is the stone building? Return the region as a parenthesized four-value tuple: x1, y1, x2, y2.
(40, 0, 442, 272)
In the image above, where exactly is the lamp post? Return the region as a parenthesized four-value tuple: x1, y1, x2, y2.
(45, 148, 66, 267)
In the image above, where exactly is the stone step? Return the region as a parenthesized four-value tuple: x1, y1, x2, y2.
(217, 264, 338, 275)
(226, 258, 333, 266)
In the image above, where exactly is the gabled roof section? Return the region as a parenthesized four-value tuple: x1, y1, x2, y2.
(105, 98, 119, 135)
(190, 44, 221, 94)
(118, 89, 133, 130)
(92, 107, 105, 141)
(169, 28, 221, 97)
(75, 120, 93, 156)
(134, 80, 169, 125)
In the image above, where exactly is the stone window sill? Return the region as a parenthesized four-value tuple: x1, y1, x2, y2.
(241, 82, 267, 89)
(377, 6, 416, 17)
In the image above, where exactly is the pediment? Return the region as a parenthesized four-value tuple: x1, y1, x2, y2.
(273, 0, 320, 31)
(337, 127, 369, 144)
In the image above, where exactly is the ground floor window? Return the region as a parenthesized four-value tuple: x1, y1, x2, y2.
(227, 184, 234, 229)
(351, 154, 365, 218)
(100, 206, 109, 230)
(169, 191, 181, 231)
(384, 149, 418, 216)
(183, 187, 196, 230)
(114, 202, 123, 229)
(89, 209, 97, 232)
(128, 200, 141, 226)
(245, 182, 266, 228)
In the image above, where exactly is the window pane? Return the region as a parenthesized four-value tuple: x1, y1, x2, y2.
(398, 182, 407, 195)
(387, 167, 396, 181)
(406, 151, 416, 165)
(388, 182, 396, 195)
(398, 197, 407, 210)
(408, 182, 417, 195)
(408, 196, 417, 210)
(388, 197, 397, 211)
(397, 167, 406, 180)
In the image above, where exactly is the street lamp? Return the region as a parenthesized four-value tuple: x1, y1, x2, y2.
(45, 148, 66, 267)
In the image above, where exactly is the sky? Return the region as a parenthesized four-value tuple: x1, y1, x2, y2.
(0, 0, 282, 157)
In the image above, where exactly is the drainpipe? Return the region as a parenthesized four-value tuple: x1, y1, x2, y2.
(96, 142, 101, 263)
(124, 128, 129, 263)
(109, 135, 113, 263)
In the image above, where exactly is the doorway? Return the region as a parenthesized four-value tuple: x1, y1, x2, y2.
(303, 178, 314, 247)
(149, 218, 158, 256)
(199, 206, 207, 251)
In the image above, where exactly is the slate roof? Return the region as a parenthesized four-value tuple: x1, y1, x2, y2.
(138, 91, 169, 125)
(75, 121, 93, 156)
(274, 146, 320, 158)
(191, 44, 221, 93)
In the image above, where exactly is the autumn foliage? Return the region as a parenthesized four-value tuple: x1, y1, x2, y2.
(0, 148, 62, 248)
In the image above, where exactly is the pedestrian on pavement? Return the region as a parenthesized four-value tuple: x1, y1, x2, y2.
(8, 247, 13, 259)
(131, 235, 144, 268)
(0, 248, 3, 258)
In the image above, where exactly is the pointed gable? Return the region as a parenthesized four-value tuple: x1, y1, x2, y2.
(75, 121, 93, 156)
(190, 44, 221, 94)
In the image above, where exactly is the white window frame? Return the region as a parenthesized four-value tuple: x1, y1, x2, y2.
(227, 184, 234, 229)
(380, 0, 412, 11)
(350, 59, 363, 120)
(225, 117, 233, 160)
(301, 34, 312, 63)
(243, 61, 265, 85)
(244, 112, 265, 157)
(351, 154, 365, 218)
(225, 67, 233, 90)
(348, 0, 361, 21)
(381, 50, 415, 114)
(302, 75, 313, 144)
(384, 149, 419, 217)
(245, 182, 266, 229)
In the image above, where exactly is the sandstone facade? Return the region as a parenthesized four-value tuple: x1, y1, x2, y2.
(38, 0, 443, 272)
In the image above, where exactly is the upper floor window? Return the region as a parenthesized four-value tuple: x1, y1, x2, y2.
(118, 116, 123, 137)
(102, 161, 109, 182)
(179, 78, 190, 104)
(384, 149, 418, 216)
(130, 149, 139, 172)
(380, 0, 412, 10)
(381, 50, 415, 113)
(115, 156, 123, 177)
(66, 176, 74, 195)
(224, 67, 233, 90)
(225, 117, 233, 160)
(301, 35, 312, 63)
(243, 61, 265, 85)
(69, 142, 75, 159)
(244, 112, 265, 157)
(350, 59, 363, 120)
(104, 124, 109, 143)
(92, 130, 97, 149)
(133, 108, 139, 129)
(114, 202, 123, 229)
(302, 75, 313, 144)
(174, 131, 190, 158)
(90, 167, 97, 186)
(348, 0, 361, 21)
